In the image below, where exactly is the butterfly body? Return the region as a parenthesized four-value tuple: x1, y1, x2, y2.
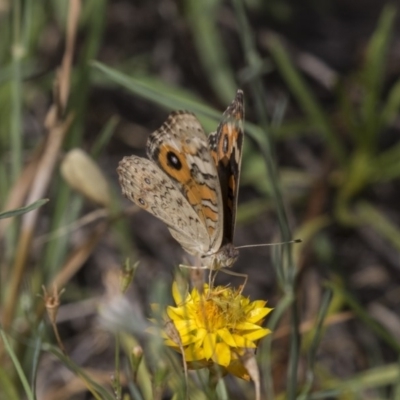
(117, 90, 244, 271)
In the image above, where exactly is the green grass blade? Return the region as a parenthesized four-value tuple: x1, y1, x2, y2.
(10, 0, 23, 181)
(21, 0, 34, 51)
(0, 199, 49, 220)
(90, 115, 119, 159)
(260, 292, 295, 398)
(232, 0, 294, 246)
(45, 345, 115, 400)
(287, 302, 300, 400)
(0, 364, 20, 400)
(92, 61, 221, 121)
(355, 201, 400, 253)
(381, 77, 400, 126)
(298, 289, 333, 400)
(127, 381, 145, 400)
(313, 363, 400, 398)
(41, 192, 82, 277)
(30, 322, 45, 400)
(373, 140, 400, 181)
(0, 330, 35, 400)
(41, 0, 108, 276)
(392, 358, 400, 400)
(327, 281, 400, 353)
(93, 61, 273, 148)
(361, 5, 397, 148)
(266, 34, 346, 165)
(231, 3, 300, 396)
(186, 0, 237, 104)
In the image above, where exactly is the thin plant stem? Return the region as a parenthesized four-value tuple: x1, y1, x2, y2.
(11, 0, 22, 182)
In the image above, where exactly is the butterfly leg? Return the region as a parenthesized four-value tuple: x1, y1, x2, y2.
(209, 270, 219, 288)
(179, 264, 209, 270)
(218, 269, 248, 293)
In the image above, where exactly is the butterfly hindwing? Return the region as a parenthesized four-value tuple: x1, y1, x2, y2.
(117, 155, 212, 255)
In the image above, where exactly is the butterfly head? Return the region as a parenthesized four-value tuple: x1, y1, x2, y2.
(203, 242, 239, 270)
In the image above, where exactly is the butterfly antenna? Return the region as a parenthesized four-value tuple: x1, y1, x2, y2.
(236, 239, 302, 250)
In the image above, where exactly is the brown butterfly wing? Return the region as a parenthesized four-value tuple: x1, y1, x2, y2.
(117, 155, 212, 256)
(208, 90, 244, 244)
(146, 111, 224, 254)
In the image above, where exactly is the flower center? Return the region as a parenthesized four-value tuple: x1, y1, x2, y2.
(195, 299, 225, 331)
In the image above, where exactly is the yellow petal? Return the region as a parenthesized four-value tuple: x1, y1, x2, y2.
(239, 297, 251, 308)
(172, 281, 188, 305)
(194, 328, 207, 342)
(249, 300, 267, 308)
(192, 332, 207, 351)
(166, 306, 184, 320)
(203, 332, 217, 359)
(185, 344, 204, 361)
(173, 319, 197, 334)
(243, 328, 271, 341)
(217, 328, 237, 347)
(191, 288, 202, 302)
(179, 333, 197, 346)
(179, 308, 195, 321)
(164, 338, 180, 347)
(231, 334, 256, 348)
(213, 342, 231, 367)
(235, 321, 262, 331)
(247, 307, 272, 323)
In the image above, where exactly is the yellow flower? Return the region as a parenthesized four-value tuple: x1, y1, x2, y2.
(162, 282, 272, 380)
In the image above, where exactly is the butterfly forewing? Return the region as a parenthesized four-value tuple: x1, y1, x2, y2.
(146, 111, 224, 252)
(208, 90, 244, 243)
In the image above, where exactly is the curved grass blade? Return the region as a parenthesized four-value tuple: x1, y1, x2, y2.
(298, 289, 333, 400)
(0, 198, 49, 220)
(30, 322, 45, 400)
(91, 61, 220, 121)
(45, 344, 115, 400)
(361, 5, 397, 148)
(0, 330, 34, 400)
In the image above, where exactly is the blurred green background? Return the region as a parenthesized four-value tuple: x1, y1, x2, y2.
(1, 0, 400, 399)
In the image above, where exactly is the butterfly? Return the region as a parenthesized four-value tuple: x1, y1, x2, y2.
(117, 90, 244, 274)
